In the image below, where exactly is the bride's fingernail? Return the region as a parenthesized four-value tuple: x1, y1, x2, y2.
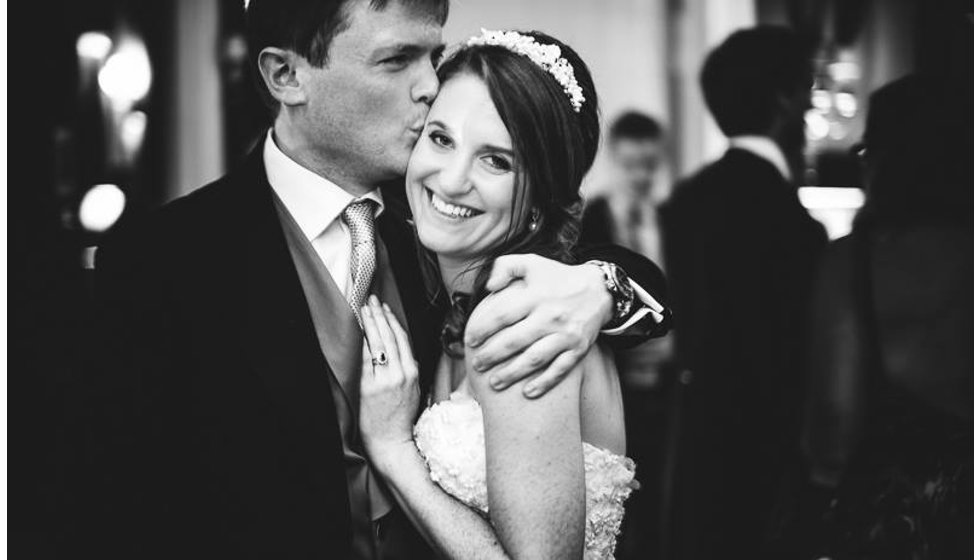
(524, 384, 540, 398)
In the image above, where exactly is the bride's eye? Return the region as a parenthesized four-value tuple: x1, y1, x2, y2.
(483, 154, 513, 173)
(429, 131, 453, 149)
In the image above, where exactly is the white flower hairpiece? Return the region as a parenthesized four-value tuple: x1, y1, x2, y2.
(465, 29, 585, 113)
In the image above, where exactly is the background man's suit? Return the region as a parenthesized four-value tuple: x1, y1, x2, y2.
(660, 148, 827, 558)
(85, 146, 667, 558)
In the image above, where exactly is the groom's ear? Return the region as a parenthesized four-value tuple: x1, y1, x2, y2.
(257, 47, 308, 107)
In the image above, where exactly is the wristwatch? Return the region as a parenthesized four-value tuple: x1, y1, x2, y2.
(585, 260, 635, 326)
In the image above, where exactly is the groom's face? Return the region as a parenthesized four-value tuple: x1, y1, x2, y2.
(300, 0, 444, 185)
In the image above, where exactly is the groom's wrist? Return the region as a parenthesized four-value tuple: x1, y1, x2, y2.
(584, 260, 633, 329)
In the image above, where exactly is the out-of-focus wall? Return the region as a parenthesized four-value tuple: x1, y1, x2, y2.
(168, 0, 225, 200)
(444, 0, 670, 126)
(668, 0, 755, 178)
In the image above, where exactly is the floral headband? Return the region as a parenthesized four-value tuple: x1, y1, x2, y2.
(465, 29, 585, 113)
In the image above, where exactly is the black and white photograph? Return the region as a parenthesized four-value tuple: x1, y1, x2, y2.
(12, 0, 973, 558)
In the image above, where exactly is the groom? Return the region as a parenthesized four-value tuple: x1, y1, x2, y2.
(87, 0, 669, 558)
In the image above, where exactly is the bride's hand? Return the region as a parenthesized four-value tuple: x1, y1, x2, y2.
(359, 295, 421, 461)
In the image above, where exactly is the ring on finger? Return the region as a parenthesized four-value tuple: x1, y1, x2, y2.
(371, 351, 388, 367)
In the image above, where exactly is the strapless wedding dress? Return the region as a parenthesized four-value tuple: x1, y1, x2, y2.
(413, 391, 638, 559)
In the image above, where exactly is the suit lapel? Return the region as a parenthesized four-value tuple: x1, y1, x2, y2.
(272, 190, 364, 421)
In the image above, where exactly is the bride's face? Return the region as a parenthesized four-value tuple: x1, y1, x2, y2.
(406, 73, 524, 264)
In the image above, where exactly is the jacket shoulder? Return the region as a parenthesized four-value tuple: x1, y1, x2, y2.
(666, 157, 732, 211)
(668, 151, 791, 212)
(96, 167, 257, 266)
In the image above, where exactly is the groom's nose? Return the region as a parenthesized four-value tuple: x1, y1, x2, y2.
(412, 62, 439, 105)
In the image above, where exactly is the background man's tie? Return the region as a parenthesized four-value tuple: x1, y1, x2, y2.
(342, 199, 377, 326)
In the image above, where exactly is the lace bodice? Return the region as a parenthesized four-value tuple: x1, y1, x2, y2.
(413, 391, 638, 559)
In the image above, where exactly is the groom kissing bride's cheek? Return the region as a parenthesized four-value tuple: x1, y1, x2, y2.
(88, 0, 671, 558)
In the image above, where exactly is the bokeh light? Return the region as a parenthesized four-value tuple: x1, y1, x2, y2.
(827, 61, 861, 83)
(811, 89, 832, 112)
(76, 32, 113, 60)
(805, 109, 830, 140)
(99, 41, 153, 104)
(79, 184, 127, 232)
(120, 110, 149, 156)
(834, 92, 858, 118)
(798, 186, 865, 209)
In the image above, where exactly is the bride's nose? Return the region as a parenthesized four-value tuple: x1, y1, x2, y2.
(438, 156, 473, 196)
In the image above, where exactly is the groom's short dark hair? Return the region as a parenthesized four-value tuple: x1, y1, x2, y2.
(245, 0, 449, 110)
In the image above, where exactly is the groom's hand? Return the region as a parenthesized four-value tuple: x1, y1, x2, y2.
(465, 254, 612, 398)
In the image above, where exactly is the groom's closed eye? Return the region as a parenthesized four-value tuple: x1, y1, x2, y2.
(375, 43, 445, 71)
(377, 48, 413, 69)
(380, 54, 410, 69)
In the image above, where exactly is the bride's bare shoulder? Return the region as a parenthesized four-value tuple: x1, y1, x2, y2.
(579, 344, 627, 455)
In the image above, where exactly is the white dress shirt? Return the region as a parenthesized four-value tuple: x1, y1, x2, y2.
(263, 130, 385, 300)
(729, 135, 791, 181)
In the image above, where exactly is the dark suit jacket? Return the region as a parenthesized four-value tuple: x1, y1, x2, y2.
(660, 148, 827, 558)
(83, 146, 666, 558)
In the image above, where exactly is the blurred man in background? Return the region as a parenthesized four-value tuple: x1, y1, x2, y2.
(660, 26, 827, 559)
(583, 111, 668, 267)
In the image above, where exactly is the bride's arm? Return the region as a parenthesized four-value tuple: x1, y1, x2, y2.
(368, 442, 511, 559)
(470, 351, 586, 559)
(359, 298, 510, 559)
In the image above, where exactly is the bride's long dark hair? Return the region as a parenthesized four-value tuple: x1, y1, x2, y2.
(419, 31, 601, 357)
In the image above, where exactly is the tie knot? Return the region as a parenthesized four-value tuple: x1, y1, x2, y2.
(343, 199, 377, 246)
(343, 198, 377, 225)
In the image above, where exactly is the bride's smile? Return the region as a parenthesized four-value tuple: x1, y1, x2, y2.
(427, 188, 482, 219)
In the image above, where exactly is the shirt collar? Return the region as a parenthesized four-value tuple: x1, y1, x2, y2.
(263, 130, 385, 241)
(728, 135, 791, 181)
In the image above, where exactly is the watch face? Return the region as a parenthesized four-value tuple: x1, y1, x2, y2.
(613, 265, 633, 296)
(608, 264, 634, 319)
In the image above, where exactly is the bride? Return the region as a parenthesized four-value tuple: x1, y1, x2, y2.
(357, 30, 637, 559)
